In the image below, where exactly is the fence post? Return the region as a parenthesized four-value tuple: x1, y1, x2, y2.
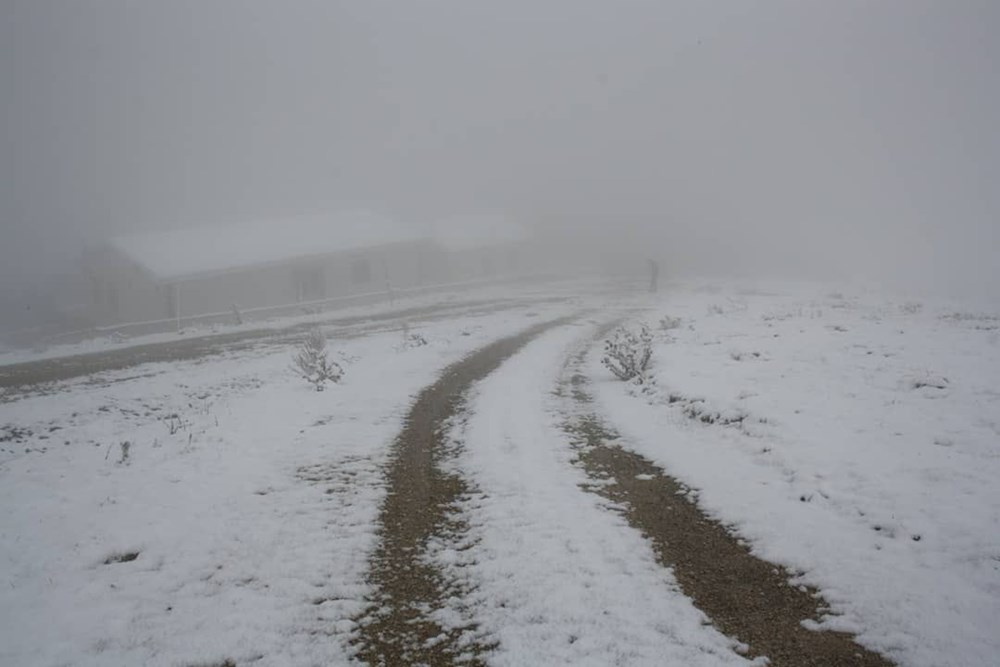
(175, 283, 181, 332)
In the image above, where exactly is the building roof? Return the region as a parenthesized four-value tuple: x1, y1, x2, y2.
(110, 212, 531, 283)
(111, 212, 424, 282)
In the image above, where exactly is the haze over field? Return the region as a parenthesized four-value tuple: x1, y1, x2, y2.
(2, 0, 998, 330)
(2, 5, 1000, 664)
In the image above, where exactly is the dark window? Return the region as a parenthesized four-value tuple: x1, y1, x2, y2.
(352, 258, 372, 285)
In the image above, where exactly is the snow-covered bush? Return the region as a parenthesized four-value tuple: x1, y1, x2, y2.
(397, 322, 428, 350)
(659, 315, 682, 331)
(707, 298, 747, 316)
(291, 328, 343, 391)
(602, 324, 653, 383)
(399, 333, 428, 350)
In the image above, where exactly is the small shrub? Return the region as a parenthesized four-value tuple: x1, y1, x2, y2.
(402, 333, 428, 349)
(164, 414, 185, 435)
(659, 315, 682, 331)
(118, 441, 131, 465)
(291, 328, 343, 391)
(602, 324, 653, 383)
(104, 550, 140, 565)
(907, 373, 949, 390)
(398, 322, 429, 350)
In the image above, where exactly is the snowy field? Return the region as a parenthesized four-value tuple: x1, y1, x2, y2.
(590, 282, 1000, 667)
(1, 280, 998, 666)
(431, 321, 759, 666)
(0, 302, 581, 667)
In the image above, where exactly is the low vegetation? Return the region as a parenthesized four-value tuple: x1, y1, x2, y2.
(291, 328, 343, 390)
(602, 323, 653, 383)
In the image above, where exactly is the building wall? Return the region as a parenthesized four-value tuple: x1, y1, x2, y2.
(174, 261, 299, 319)
(441, 243, 526, 282)
(85, 245, 167, 325)
(89, 238, 534, 327)
(168, 240, 436, 321)
(90, 239, 442, 326)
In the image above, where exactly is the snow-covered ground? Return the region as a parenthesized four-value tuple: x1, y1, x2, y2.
(588, 282, 1000, 667)
(0, 276, 596, 368)
(2, 279, 998, 667)
(432, 320, 759, 666)
(0, 304, 577, 667)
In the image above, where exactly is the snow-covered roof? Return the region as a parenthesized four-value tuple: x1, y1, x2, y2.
(432, 215, 530, 252)
(111, 212, 425, 282)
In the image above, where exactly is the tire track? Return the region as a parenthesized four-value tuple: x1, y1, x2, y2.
(559, 337, 896, 667)
(351, 315, 577, 666)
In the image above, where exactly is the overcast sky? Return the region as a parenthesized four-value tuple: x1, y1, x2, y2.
(2, 0, 998, 312)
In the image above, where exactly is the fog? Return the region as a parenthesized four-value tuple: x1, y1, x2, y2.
(2, 0, 998, 330)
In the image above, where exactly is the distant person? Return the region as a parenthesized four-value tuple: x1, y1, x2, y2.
(648, 258, 660, 293)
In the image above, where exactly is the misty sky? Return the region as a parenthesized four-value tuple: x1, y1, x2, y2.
(2, 0, 998, 311)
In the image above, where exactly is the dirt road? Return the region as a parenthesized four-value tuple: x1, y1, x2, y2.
(0, 296, 566, 392)
(352, 316, 577, 666)
(353, 320, 895, 666)
(558, 340, 894, 667)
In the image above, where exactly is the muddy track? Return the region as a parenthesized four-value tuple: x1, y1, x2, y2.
(352, 316, 577, 666)
(0, 296, 568, 391)
(560, 342, 895, 667)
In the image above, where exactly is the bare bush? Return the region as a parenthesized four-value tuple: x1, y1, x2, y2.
(602, 324, 654, 383)
(164, 414, 185, 435)
(291, 328, 343, 391)
(401, 333, 428, 349)
(659, 315, 682, 331)
(398, 322, 429, 350)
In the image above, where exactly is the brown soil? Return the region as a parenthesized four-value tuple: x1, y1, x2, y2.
(351, 316, 576, 666)
(562, 349, 896, 667)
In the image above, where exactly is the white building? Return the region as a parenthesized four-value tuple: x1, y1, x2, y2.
(85, 212, 530, 327)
